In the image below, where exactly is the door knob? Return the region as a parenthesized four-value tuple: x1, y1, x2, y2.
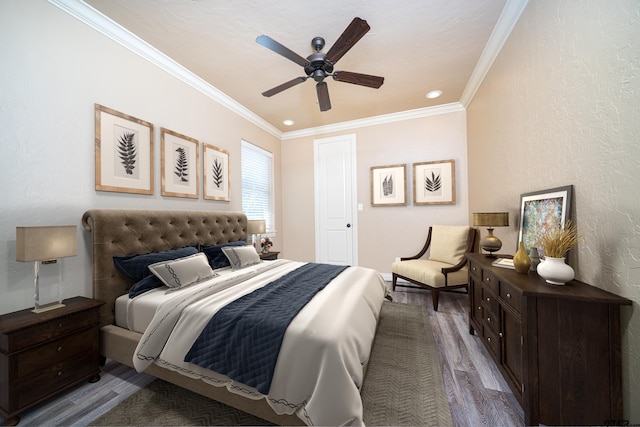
(346, 223, 351, 228)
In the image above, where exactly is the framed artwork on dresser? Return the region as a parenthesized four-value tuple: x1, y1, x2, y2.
(518, 185, 573, 255)
(203, 143, 230, 201)
(160, 128, 200, 199)
(94, 104, 154, 195)
(370, 164, 407, 206)
(413, 159, 455, 205)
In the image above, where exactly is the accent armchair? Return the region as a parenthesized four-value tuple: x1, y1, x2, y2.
(391, 225, 476, 311)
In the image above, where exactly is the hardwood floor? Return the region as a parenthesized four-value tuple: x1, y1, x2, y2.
(2, 284, 524, 426)
(392, 285, 524, 426)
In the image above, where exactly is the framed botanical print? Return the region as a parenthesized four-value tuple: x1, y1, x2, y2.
(94, 104, 154, 194)
(203, 143, 230, 201)
(370, 164, 407, 206)
(518, 185, 573, 255)
(161, 127, 200, 199)
(413, 159, 456, 205)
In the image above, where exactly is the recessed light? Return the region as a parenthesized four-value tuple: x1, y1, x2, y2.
(283, 119, 295, 126)
(426, 90, 443, 99)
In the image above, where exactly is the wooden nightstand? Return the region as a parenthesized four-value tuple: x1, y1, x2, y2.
(0, 297, 104, 426)
(259, 251, 280, 260)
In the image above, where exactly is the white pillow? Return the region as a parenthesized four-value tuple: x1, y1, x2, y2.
(428, 225, 471, 266)
(221, 245, 261, 270)
(148, 252, 216, 290)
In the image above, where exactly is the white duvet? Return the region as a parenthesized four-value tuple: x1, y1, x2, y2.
(133, 259, 387, 426)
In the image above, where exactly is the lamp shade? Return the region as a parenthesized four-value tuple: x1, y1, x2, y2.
(472, 212, 509, 227)
(247, 219, 266, 235)
(16, 225, 77, 262)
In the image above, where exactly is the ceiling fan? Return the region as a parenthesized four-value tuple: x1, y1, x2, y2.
(256, 17, 384, 112)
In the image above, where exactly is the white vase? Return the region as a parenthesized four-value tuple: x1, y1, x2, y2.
(536, 256, 575, 285)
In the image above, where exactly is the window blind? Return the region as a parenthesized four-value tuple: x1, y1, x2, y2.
(241, 140, 274, 232)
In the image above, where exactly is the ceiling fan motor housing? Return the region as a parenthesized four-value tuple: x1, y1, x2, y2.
(305, 51, 333, 81)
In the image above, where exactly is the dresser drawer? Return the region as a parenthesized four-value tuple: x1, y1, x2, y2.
(484, 306, 500, 334)
(500, 280, 522, 313)
(17, 353, 97, 409)
(482, 269, 499, 294)
(17, 327, 96, 377)
(482, 325, 500, 360)
(6, 309, 98, 353)
(482, 286, 500, 314)
(469, 260, 482, 279)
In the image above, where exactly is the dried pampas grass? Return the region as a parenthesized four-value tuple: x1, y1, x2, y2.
(538, 220, 579, 258)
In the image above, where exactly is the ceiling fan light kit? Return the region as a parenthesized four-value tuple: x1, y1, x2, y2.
(256, 17, 384, 112)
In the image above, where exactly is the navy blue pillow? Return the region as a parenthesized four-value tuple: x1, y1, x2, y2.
(200, 241, 246, 269)
(114, 246, 198, 282)
(128, 275, 164, 298)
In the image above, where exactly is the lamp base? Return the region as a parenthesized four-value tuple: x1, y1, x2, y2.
(32, 302, 65, 314)
(480, 227, 503, 257)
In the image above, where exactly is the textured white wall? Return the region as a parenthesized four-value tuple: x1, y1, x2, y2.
(467, 0, 640, 420)
(0, 1, 281, 315)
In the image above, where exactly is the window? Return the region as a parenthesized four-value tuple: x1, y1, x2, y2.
(241, 140, 274, 232)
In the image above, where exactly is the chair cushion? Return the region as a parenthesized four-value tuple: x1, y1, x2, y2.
(428, 225, 470, 266)
(392, 259, 468, 288)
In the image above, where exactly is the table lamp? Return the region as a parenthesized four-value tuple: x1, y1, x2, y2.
(246, 219, 266, 252)
(473, 212, 509, 257)
(16, 225, 77, 313)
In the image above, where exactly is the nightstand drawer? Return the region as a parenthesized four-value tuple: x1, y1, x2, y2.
(17, 327, 96, 377)
(6, 309, 98, 353)
(18, 353, 96, 409)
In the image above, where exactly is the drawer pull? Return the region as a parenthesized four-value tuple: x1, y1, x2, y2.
(472, 266, 477, 271)
(487, 317, 491, 322)
(58, 322, 63, 328)
(499, 332, 504, 337)
(477, 306, 482, 311)
(486, 297, 491, 302)
(57, 370, 64, 377)
(57, 346, 63, 352)
(506, 293, 512, 298)
(487, 337, 492, 343)
(485, 277, 491, 282)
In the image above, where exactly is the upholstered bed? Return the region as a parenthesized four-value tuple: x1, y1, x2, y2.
(81, 209, 386, 426)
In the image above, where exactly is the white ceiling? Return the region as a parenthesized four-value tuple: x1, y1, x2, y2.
(81, 0, 519, 133)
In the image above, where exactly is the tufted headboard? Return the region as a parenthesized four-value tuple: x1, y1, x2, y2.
(82, 209, 247, 327)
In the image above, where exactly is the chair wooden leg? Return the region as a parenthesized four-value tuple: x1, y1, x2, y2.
(431, 289, 440, 311)
(392, 273, 397, 291)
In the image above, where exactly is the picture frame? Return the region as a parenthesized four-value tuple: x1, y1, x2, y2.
(518, 185, 573, 256)
(94, 104, 154, 195)
(370, 164, 407, 206)
(161, 127, 200, 199)
(203, 143, 230, 201)
(413, 159, 456, 205)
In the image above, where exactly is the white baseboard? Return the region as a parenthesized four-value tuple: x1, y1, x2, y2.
(380, 273, 409, 283)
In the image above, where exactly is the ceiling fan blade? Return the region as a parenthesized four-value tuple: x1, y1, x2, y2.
(325, 17, 370, 64)
(333, 71, 384, 88)
(256, 35, 310, 67)
(316, 81, 331, 111)
(262, 77, 308, 97)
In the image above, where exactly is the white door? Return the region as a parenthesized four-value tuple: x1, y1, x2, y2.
(314, 134, 357, 265)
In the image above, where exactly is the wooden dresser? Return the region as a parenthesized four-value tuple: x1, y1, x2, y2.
(466, 253, 631, 426)
(0, 297, 104, 426)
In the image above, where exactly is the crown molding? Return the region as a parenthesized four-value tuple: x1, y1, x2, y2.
(281, 103, 465, 140)
(459, 0, 529, 107)
(48, 0, 282, 138)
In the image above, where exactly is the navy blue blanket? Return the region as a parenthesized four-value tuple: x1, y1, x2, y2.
(184, 263, 348, 394)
